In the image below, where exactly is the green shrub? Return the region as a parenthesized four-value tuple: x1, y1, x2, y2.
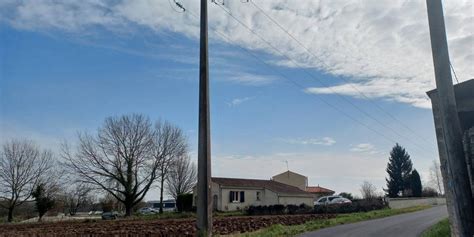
(246, 204, 313, 216)
(176, 193, 193, 212)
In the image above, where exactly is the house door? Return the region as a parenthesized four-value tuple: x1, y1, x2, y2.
(213, 195, 218, 211)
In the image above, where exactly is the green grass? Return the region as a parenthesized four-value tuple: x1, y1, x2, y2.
(421, 218, 450, 237)
(234, 205, 432, 237)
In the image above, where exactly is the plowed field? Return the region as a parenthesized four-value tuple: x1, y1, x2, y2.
(0, 214, 335, 237)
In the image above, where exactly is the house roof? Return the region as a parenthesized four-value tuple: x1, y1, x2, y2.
(212, 177, 312, 196)
(306, 186, 335, 194)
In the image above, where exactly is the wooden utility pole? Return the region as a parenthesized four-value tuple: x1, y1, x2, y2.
(196, 0, 212, 235)
(426, 0, 474, 236)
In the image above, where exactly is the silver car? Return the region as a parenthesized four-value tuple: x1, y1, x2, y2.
(139, 207, 158, 214)
(314, 195, 352, 205)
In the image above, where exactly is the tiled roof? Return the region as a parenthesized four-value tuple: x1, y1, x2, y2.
(306, 186, 335, 194)
(212, 177, 312, 196)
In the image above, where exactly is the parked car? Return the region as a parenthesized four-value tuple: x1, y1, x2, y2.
(314, 195, 352, 206)
(138, 207, 158, 215)
(101, 211, 118, 220)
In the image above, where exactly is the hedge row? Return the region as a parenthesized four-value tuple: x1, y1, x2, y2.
(246, 204, 313, 216)
(245, 198, 388, 216)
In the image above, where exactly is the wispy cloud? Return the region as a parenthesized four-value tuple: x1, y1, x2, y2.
(350, 143, 378, 154)
(227, 96, 254, 107)
(1, 0, 472, 108)
(227, 73, 278, 86)
(281, 137, 336, 146)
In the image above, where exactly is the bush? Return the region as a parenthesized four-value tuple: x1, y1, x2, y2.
(246, 204, 313, 216)
(422, 187, 439, 197)
(176, 193, 193, 212)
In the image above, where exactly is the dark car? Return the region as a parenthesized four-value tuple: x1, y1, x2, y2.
(101, 212, 118, 220)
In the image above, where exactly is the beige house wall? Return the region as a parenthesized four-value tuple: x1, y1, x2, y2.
(213, 186, 313, 211)
(272, 171, 308, 191)
(278, 196, 313, 206)
(388, 197, 446, 209)
(194, 180, 314, 211)
(219, 187, 265, 211)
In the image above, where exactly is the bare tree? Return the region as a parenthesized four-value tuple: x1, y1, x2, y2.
(0, 140, 53, 222)
(429, 159, 444, 195)
(360, 181, 378, 200)
(63, 114, 159, 217)
(63, 183, 93, 216)
(166, 155, 196, 200)
(153, 120, 188, 213)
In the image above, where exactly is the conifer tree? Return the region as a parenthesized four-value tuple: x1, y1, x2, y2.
(410, 169, 423, 197)
(385, 143, 413, 197)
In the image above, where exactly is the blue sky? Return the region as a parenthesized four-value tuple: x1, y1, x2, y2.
(1, 0, 472, 200)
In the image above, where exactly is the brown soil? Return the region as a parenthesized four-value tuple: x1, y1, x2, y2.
(0, 214, 335, 237)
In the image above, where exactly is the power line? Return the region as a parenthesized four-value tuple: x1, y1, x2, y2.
(450, 61, 460, 84)
(184, 10, 400, 146)
(211, 2, 434, 155)
(168, 0, 185, 13)
(247, 0, 434, 146)
(171, 2, 434, 156)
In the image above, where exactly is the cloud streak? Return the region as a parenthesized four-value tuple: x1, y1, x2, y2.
(350, 143, 379, 154)
(1, 0, 472, 108)
(227, 96, 254, 107)
(280, 137, 336, 146)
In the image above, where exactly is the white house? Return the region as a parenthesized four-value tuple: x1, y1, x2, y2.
(193, 176, 314, 212)
(272, 170, 335, 200)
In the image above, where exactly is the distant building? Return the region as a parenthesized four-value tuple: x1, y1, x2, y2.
(427, 78, 474, 198)
(272, 170, 308, 191)
(147, 199, 176, 212)
(272, 170, 335, 200)
(198, 177, 313, 212)
(193, 170, 334, 211)
(306, 186, 335, 199)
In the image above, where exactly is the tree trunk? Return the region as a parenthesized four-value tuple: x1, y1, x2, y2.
(7, 207, 14, 222)
(159, 174, 164, 214)
(125, 204, 132, 217)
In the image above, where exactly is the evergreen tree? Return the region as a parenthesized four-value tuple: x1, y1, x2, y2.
(410, 169, 422, 197)
(32, 183, 55, 221)
(385, 143, 413, 197)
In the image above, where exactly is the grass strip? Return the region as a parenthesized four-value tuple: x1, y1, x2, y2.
(421, 218, 450, 237)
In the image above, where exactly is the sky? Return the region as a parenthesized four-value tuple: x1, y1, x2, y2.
(0, 0, 473, 201)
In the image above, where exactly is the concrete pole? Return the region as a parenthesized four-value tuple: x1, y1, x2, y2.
(196, 0, 212, 235)
(426, 0, 474, 236)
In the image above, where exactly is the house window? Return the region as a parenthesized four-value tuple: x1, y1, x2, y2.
(256, 191, 261, 201)
(229, 191, 245, 203)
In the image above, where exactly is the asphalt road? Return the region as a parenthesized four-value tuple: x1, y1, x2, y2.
(300, 205, 448, 237)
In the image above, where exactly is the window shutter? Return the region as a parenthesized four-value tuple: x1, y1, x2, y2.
(240, 191, 245, 203)
(229, 191, 234, 202)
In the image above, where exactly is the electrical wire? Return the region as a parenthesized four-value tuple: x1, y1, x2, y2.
(211, 3, 434, 155)
(247, 0, 434, 146)
(184, 10, 401, 146)
(450, 62, 460, 84)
